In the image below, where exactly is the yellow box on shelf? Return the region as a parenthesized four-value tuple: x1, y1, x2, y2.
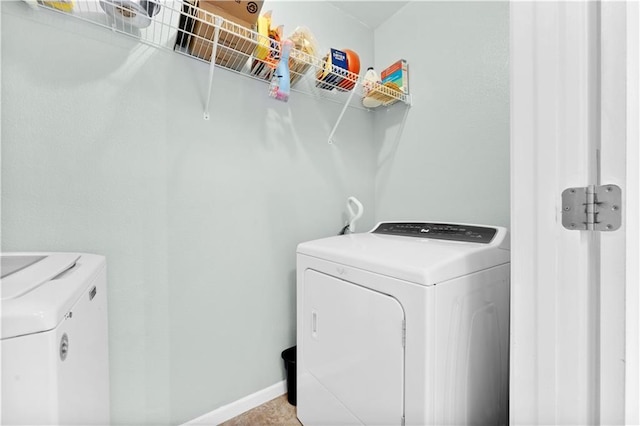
(42, 0, 74, 12)
(253, 11, 272, 61)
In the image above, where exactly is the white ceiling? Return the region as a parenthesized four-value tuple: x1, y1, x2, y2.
(327, 1, 409, 29)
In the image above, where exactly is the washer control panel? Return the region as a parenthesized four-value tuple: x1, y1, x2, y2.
(371, 222, 497, 244)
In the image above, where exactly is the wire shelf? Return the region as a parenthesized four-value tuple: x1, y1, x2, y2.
(36, 0, 411, 140)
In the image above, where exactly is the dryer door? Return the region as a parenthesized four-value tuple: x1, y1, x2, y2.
(301, 269, 405, 425)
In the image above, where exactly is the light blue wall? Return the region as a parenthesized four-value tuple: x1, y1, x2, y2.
(1, 2, 375, 424)
(1, 1, 510, 424)
(373, 1, 510, 227)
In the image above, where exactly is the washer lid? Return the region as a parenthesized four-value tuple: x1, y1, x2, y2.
(1, 254, 79, 300)
(1, 253, 95, 340)
(297, 222, 510, 286)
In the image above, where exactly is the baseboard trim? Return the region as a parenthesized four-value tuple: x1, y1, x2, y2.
(183, 380, 287, 425)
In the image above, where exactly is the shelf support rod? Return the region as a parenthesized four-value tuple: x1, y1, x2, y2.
(203, 17, 222, 121)
(327, 80, 359, 144)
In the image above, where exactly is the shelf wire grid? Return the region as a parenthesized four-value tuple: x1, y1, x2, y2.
(36, 0, 410, 109)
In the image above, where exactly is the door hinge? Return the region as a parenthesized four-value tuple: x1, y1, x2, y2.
(401, 320, 406, 347)
(562, 184, 621, 231)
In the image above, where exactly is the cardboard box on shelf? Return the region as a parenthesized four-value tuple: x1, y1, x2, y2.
(381, 59, 409, 94)
(188, 1, 258, 72)
(212, 46, 254, 70)
(199, 0, 264, 25)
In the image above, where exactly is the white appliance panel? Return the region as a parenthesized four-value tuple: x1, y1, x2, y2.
(1, 330, 59, 424)
(435, 265, 510, 426)
(58, 267, 110, 425)
(1, 253, 109, 426)
(297, 222, 510, 426)
(302, 269, 405, 425)
(296, 223, 509, 286)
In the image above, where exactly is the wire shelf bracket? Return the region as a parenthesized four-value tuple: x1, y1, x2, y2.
(328, 80, 359, 145)
(203, 16, 221, 121)
(34, 0, 412, 138)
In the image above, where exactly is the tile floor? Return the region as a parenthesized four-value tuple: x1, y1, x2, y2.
(220, 394, 301, 426)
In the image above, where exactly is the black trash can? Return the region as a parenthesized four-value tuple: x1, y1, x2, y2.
(281, 346, 296, 406)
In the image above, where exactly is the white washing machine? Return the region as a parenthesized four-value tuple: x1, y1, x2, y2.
(296, 222, 510, 426)
(1, 252, 110, 425)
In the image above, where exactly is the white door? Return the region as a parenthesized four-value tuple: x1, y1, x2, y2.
(510, 1, 639, 425)
(302, 269, 405, 425)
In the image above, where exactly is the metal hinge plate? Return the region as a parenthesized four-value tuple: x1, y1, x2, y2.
(562, 184, 621, 231)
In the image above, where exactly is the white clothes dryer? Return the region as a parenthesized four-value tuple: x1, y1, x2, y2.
(296, 222, 510, 426)
(1, 252, 110, 425)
